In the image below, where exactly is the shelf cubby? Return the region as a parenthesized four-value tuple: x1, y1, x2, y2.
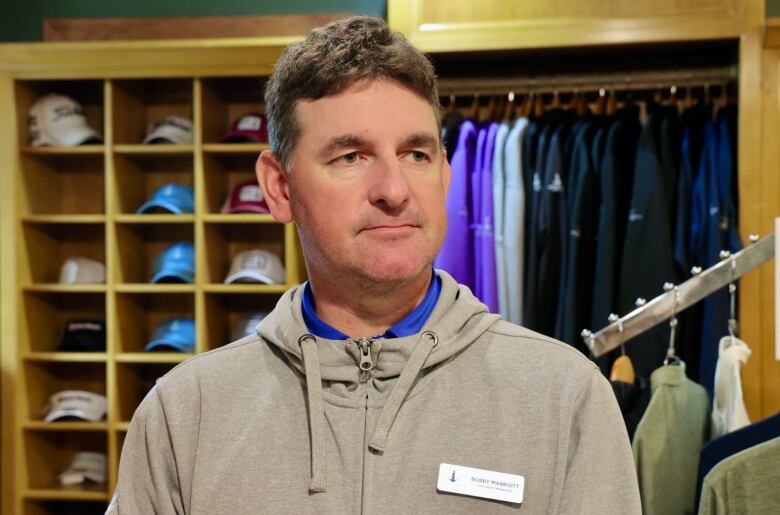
(203, 292, 278, 351)
(111, 153, 194, 215)
(20, 222, 105, 285)
(112, 222, 194, 284)
(19, 153, 105, 215)
(199, 77, 266, 144)
(113, 291, 195, 353)
(202, 152, 261, 214)
(23, 430, 108, 493)
(23, 361, 106, 424)
(111, 79, 193, 145)
(115, 362, 178, 423)
(20, 290, 105, 354)
(201, 221, 286, 285)
(24, 500, 109, 515)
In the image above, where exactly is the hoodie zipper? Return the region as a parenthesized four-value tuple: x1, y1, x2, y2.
(353, 336, 374, 515)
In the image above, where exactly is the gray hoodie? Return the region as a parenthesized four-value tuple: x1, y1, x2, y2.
(107, 271, 640, 514)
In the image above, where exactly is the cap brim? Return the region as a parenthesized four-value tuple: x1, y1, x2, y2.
(151, 270, 193, 284)
(144, 339, 193, 353)
(223, 271, 275, 285)
(44, 408, 95, 423)
(220, 130, 267, 143)
(142, 126, 192, 145)
(137, 199, 184, 214)
(226, 202, 270, 214)
(57, 126, 103, 147)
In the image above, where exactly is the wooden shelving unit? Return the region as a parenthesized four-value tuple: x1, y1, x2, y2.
(0, 43, 302, 512)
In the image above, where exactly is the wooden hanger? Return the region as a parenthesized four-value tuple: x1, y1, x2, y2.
(606, 89, 617, 116)
(469, 94, 480, 119)
(684, 86, 695, 109)
(653, 87, 663, 104)
(492, 95, 505, 121)
(664, 85, 678, 107)
(503, 92, 516, 122)
(550, 90, 562, 109)
(610, 355, 636, 384)
(718, 83, 729, 108)
(482, 95, 496, 123)
(445, 93, 457, 116)
(576, 91, 589, 117)
(594, 89, 606, 116)
(533, 94, 545, 118)
(520, 92, 534, 118)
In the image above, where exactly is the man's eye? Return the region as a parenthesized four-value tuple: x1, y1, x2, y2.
(411, 151, 429, 162)
(339, 152, 359, 164)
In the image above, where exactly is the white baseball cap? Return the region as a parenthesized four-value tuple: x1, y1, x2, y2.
(58, 257, 106, 285)
(58, 452, 107, 486)
(42, 390, 107, 422)
(28, 93, 103, 147)
(224, 250, 285, 285)
(143, 115, 193, 144)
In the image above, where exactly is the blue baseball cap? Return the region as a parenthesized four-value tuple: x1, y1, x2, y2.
(144, 317, 195, 353)
(137, 184, 194, 214)
(150, 242, 195, 283)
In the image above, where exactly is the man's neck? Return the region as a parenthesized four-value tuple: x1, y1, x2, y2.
(306, 269, 433, 338)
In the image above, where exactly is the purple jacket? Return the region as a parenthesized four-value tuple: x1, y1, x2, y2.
(435, 120, 476, 289)
(478, 122, 499, 313)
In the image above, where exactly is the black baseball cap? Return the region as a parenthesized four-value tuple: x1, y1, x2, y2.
(59, 319, 106, 352)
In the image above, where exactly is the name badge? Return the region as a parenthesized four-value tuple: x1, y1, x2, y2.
(437, 463, 524, 504)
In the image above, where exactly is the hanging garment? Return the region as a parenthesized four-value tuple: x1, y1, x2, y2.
(502, 117, 529, 325)
(611, 374, 651, 440)
(695, 411, 780, 511)
(442, 111, 465, 163)
(435, 120, 476, 288)
(618, 105, 677, 380)
(711, 336, 751, 439)
(698, 436, 780, 515)
(693, 114, 742, 399)
(492, 121, 511, 319)
(477, 121, 499, 312)
(521, 118, 542, 321)
(632, 363, 710, 515)
(557, 119, 600, 351)
(471, 123, 488, 300)
(591, 108, 641, 336)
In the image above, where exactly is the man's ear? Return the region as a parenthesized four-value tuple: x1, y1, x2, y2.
(256, 150, 293, 223)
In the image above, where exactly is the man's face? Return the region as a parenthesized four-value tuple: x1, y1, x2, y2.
(282, 79, 450, 287)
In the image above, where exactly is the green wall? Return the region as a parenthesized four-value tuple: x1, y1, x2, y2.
(769, 0, 780, 17)
(0, 0, 386, 42)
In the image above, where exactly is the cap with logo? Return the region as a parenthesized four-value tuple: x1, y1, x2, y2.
(42, 390, 107, 422)
(59, 319, 106, 352)
(150, 242, 195, 283)
(144, 317, 195, 353)
(28, 93, 103, 147)
(221, 180, 270, 214)
(137, 183, 194, 214)
(224, 249, 286, 285)
(221, 113, 269, 143)
(59, 257, 106, 285)
(230, 311, 270, 342)
(142, 115, 193, 145)
(58, 452, 108, 487)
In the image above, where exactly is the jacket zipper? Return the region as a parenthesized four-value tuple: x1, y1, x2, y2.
(354, 337, 375, 515)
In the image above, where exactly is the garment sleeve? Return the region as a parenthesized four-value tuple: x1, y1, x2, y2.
(558, 367, 642, 515)
(697, 477, 725, 515)
(105, 387, 185, 515)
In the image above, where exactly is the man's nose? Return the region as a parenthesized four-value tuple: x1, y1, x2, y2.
(367, 155, 410, 211)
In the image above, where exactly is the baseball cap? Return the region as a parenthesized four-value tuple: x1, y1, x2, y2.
(150, 242, 195, 283)
(42, 390, 107, 422)
(137, 183, 194, 214)
(144, 317, 195, 353)
(58, 257, 106, 284)
(142, 115, 193, 145)
(230, 311, 269, 342)
(28, 93, 103, 147)
(58, 452, 107, 486)
(59, 319, 106, 352)
(221, 113, 268, 143)
(221, 180, 270, 214)
(224, 250, 286, 285)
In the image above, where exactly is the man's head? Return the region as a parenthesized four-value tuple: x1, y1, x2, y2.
(264, 15, 441, 172)
(257, 16, 450, 293)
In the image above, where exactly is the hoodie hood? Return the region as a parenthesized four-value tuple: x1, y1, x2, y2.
(257, 269, 501, 492)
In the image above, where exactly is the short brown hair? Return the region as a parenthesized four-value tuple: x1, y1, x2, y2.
(264, 16, 440, 170)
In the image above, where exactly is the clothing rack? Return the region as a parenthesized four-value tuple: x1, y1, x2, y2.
(582, 234, 774, 358)
(437, 66, 737, 97)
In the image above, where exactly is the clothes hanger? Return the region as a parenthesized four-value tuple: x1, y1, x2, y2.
(533, 93, 545, 118)
(663, 282, 683, 366)
(482, 95, 496, 123)
(606, 89, 617, 116)
(445, 93, 457, 116)
(664, 85, 678, 107)
(492, 95, 506, 122)
(721, 250, 739, 348)
(503, 91, 516, 122)
(653, 86, 663, 105)
(469, 93, 480, 120)
(550, 90, 562, 109)
(609, 313, 636, 384)
(684, 85, 695, 109)
(594, 88, 606, 116)
(576, 91, 589, 117)
(718, 83, 729, 109)
(520, 92, 534, 118)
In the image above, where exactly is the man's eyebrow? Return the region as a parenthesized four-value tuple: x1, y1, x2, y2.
(318, 134, 367, 158)
(402, 132, 439, 151)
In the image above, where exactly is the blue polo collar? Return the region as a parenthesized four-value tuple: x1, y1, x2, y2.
(301, 271, 442, 340)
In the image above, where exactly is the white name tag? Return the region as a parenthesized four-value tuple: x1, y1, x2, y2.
(437, 463, 524, 504)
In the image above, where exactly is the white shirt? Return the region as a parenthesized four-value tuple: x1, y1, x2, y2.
(711, 335, 751, 438)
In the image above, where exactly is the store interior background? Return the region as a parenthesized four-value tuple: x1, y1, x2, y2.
(3, 0, 780, 514)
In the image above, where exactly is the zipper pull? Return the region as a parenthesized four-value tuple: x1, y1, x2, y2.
(356, 337, 375, 372)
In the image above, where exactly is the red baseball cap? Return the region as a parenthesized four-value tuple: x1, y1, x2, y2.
(222, 180, 270, 214)
(221, 113, 269, 143)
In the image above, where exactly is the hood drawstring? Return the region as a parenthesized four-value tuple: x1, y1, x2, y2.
(369, 331, 438, 453)
(298, 334, 327, 492)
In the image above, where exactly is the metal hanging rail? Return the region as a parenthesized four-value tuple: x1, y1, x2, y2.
(436, 66, 737, 96)
(582, 234, 774, 358)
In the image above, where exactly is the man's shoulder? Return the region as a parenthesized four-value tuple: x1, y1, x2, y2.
(482, 319, 600, 374)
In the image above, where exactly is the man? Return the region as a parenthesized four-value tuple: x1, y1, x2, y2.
(108, 16, 640, 514)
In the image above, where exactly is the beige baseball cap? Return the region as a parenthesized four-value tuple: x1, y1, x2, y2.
(224, 250, 285, 285)
(28, 93, 102, 147)
(58, 257, 106, 285)
(42, 390, 107, 422)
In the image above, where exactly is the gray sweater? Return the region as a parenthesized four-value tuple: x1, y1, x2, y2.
(107, 271, 640, 514)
